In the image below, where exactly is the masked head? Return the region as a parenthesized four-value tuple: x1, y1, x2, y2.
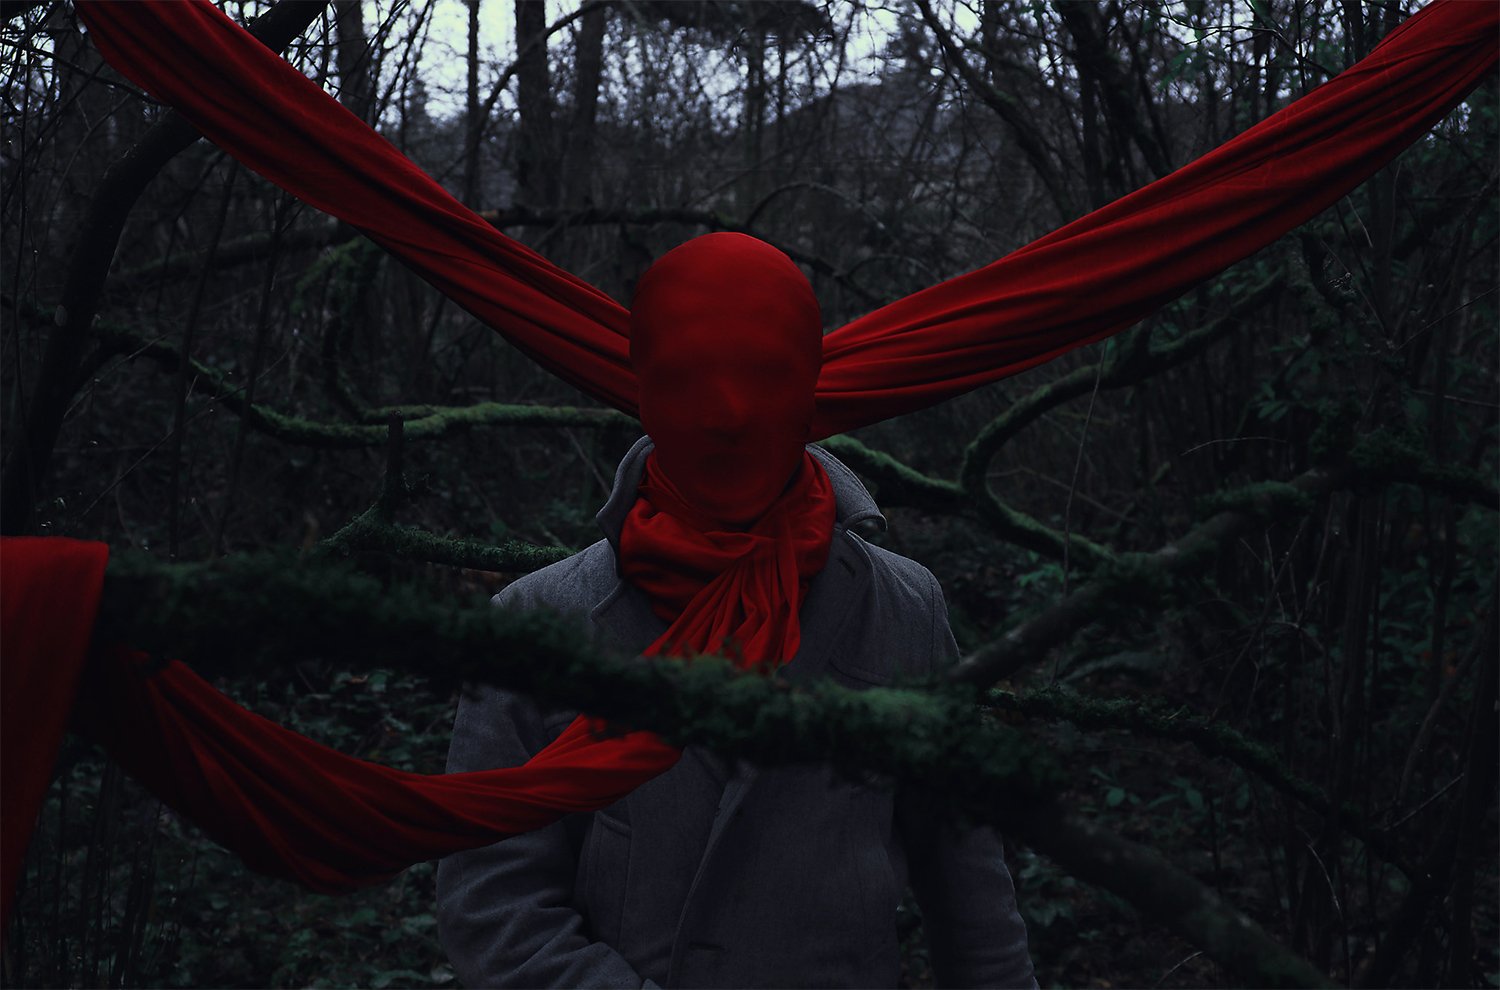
(630, 233, 822, 527)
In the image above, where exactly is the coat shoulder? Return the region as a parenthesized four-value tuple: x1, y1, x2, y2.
(852, 534, 946, 610)
(491, 540, 617, 614)
(820, 532, 953, 684)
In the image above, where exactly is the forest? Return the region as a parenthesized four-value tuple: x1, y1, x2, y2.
(0, 0, 1495, 987)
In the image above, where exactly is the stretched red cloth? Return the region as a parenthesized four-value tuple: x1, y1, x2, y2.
(5, 0, 1492, 914)
(72, 0, 1498, 437)
(0, 536, 673, 917)
(0, 538, 108, 931)
(0, 492, 828, 913)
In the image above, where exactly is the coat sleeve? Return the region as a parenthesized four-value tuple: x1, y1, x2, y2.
(897, 570, 1037, 990)
(435, 595, 659, 989)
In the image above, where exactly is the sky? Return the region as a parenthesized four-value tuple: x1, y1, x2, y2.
(408, 0, 941, 120)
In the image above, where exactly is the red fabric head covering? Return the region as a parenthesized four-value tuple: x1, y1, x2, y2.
(630, 232, 823, 527)
(622, 233, 836, 664)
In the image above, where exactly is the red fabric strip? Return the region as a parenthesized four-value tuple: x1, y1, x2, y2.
(0, 536, 678, 901)
(70, 645, 679, 892)
(1, 457, 831, 900)
(0, 538, 108, 930)
(71, 0, 1498, 439)
(75, 0, 638, 416)
(811, 0, 1498, 436)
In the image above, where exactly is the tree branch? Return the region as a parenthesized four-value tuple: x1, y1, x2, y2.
(1053, 3, 1172, 180)
(0, 0, 331, 535)
(111, 223, 353, 289)
(1351, 431, 1498, 511)
(473, 205, 880, 304)
(947, 462, 1353, 687)
(959, 273, 1283, 496)
(89, 549, 1329, 987)
(87, 321, 634, 446)
(914, 0, 1073, 217)
(818, 434, 1117, 569)
(1011, 799, 1332, 988)
(315, 502, 572, 572)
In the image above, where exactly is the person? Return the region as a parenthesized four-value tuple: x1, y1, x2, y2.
(435, 234, 1036, 989)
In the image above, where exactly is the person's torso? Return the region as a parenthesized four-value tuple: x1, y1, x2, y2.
(508, 523, 944, 987)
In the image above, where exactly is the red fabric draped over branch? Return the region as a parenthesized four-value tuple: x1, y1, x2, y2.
(1, 0, 1493, 926)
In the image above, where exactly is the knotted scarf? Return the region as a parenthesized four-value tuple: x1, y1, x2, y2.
(622, 451, 837, 665)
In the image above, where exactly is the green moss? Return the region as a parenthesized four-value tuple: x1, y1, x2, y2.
(317, 507, 572, 572)
(1196, 481, 1316, 520)
(96, 550, 1065, 815)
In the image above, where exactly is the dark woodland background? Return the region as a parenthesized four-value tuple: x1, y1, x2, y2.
(1, 0, 1496, 986)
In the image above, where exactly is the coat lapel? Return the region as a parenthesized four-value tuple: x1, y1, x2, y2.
(777, 528, 871, 686)
(666, 527, 872, 982)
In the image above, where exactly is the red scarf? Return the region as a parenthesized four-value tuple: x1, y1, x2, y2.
(621, 450, 837, 667)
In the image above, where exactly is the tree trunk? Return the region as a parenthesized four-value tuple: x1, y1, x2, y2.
(514, 0, 557, 207)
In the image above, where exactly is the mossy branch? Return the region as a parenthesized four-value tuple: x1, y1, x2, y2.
(95, 550, 1061, 804)
(1011, 801, 1331, 988)
(1350, 430, 1498, 510)
(91, 322, 634, 446)
(315, 503, 572, 572)
(90, 549, 1328, 987)
(990, 686, 1415, 878)
(816, 435, 967, 512)
(949, 463, 1352, 687)
(817, 435, 1117, 570)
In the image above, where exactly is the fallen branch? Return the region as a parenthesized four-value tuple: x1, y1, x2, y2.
(90, 550, 1331, 987)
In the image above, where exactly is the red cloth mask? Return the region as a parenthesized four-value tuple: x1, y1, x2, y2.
(621, 232, 837, 668)
(630, 233, 823, 528)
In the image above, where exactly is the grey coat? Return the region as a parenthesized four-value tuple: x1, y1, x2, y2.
(436, 438, 1035, 989)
